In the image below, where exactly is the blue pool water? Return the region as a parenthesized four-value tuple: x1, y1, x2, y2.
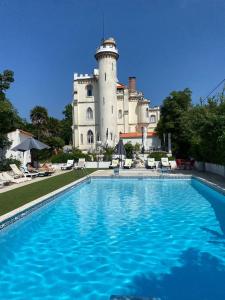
(0, 178, 225, 300)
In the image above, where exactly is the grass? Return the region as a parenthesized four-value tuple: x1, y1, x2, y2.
(0, 169, 97, 216)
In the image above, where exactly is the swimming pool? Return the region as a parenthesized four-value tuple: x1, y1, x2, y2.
(0, 178, 225, 300)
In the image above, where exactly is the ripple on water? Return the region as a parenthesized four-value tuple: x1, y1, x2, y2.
(0, 179, 225, 299)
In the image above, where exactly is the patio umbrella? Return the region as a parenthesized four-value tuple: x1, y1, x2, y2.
(11, 137, 50, 167)
(115, 139, 126, 167)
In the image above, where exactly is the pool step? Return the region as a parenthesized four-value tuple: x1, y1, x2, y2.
(110, 296, 161, 300)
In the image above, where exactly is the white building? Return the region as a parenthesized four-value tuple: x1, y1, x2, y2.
(6, 129, 32, 165)
(72, 37, 161, 151)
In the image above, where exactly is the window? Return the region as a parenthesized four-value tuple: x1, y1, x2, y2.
(86, 107, 93, 120)
(118, 109, 122, 119)
(86, 84, 93, 97)
(80, 134, 83, 144)
(146, 108, 149, 118)
(150, 115, 156, 123)
(103, 97, 105, 104)
(112, 63, 113, 70)
(87, 130, 94, 144)
(105, 73, 106, 81)
(111, 106, 114, 114)
(110, 133, 113, 140)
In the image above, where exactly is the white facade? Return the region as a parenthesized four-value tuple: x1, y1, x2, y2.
(6, 129, 32, 165)
(72, 37, 161, 151)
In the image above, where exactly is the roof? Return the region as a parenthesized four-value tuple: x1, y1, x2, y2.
(18, 129, 33, 137)
(120, 132, 157, 138)
(8, 129, 33, 137)
(117, 82, 126, 89)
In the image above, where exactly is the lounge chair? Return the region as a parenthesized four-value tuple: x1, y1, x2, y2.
(74, 158, 86, 169)
(109, 159, 119, 169)
(10, 164, 31, 179)
(40, 162, 55, 174)
(61, 160, 74, 170)
(161, 157, 171, 169)
(146, 158, 156, 169)
(123, 159, 133, 169)
(2, 172, 30, 183)
(34, 163, 54, 176)
(21, 166, 39, 178)
(0, 173, 10, 186)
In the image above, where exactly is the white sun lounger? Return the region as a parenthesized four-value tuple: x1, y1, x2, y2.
(123, 159, 133, 169)
(161, 157, 171, 169)
(146, 158, 156, 169)
(2, 172, 30, 183)
(0, 173, 10, 186)
(74, 158, 85, 169)
(61, 160, 74, 170)
(109, 159, 119, 169)
(9, 164, 31, 179)
(21, 166, 39, 178)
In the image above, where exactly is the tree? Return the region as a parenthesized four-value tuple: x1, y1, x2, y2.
(47, 117, 62, 137)
(188, 92, 225, 165)
(156, 88, 192, 158)
(0, 70, 14, 100)
(61, 104, 72, 145)
(0, 70, 23, 160)
(124, 142, 134, 159)
(30, 106, 49, 139)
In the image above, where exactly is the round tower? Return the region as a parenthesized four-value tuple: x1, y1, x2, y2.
(95, 37, 119, 147)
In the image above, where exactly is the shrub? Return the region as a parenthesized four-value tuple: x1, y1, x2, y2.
(148, 151, 175, 161)
(0, 158, 21, 171)
(50, 150, 91, 163)
(103, 147, 114, 161)
(124, 142, 134, 159)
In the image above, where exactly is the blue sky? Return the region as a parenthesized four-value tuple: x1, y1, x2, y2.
(1, 0, 225, 119)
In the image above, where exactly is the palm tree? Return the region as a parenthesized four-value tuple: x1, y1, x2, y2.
(30, 106, 48, 139)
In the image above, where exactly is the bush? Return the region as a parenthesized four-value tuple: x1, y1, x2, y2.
(50, 150, 91, 163)
(148, 151, 175, 161)
(0, 158, 21, 171)
(124, 142, 134, 159)
(103, 147, 114, 161)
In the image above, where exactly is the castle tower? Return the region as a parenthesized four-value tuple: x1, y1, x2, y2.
(95, 38, 119, 147)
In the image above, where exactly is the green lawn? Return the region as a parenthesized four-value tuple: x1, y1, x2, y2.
(0, 169, 96, 216)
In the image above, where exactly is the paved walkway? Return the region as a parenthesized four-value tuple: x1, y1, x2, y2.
(0, 169, 72, 193)
(1, 168, 225, 194)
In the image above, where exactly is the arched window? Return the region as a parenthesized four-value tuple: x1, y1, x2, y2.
(146, 108, 149, 118)
(86, 107, 93, 120)
(86, 84, 93, 97)
(150, 115, 156, 123)
(118, 109, 122, 119)
(87, 130, 94, 144)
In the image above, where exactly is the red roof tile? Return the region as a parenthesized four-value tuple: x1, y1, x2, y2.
(120, 132, 157, 138)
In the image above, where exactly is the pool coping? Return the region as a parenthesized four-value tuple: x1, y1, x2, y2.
(0, 173, 225, 231)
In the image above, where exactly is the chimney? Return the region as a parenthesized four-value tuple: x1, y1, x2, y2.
(128, 76, 136, 92)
